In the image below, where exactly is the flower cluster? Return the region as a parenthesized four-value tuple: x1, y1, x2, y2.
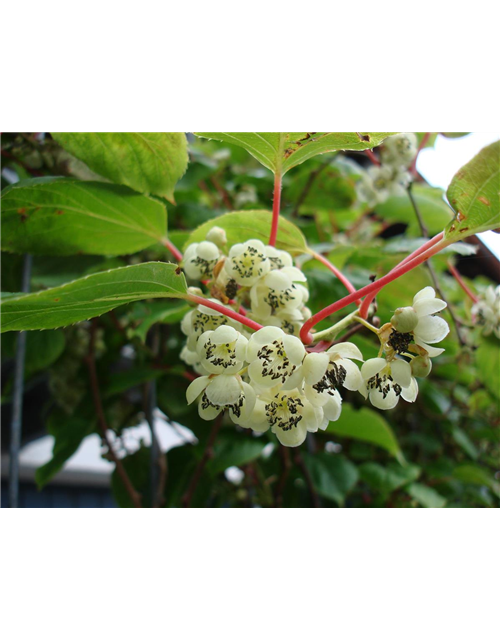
(356, 133, 418, 208)
(180, 229, 450, 447)
(472, 285, 500, 338)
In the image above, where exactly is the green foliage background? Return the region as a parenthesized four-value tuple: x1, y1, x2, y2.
(1, 132, 499, 508)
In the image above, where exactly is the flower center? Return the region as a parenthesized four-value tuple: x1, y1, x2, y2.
(190, 256, 218, 276)
(388, 329, 412, 354)
(264, 285, 297, 312)
(313, 362, 346, 395)
(257, 339, 295, 383)
(265, 394, 304, 431)
(232, 247, 266, 279)
(367, 373, 402, 399)
(201, 391, 244, 417)
(203, 339, 236, 368)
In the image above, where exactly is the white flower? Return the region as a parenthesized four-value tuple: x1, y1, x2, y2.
(360, 357, 418, 410)
(233, 397, 272, 434)
(196, 325, 248, 374)
(186, 373, 256, 421)
(264, 246, 293, 270)
(181, 300, 241, 350)
(249, 267, 308, 319)
(302, 343, 364, 418)
(205, 226, 227, 248)
(261, 305, 312, 337)
(224, 238, 270, 285)
(382, 133, 418, 168)
(246, 326, 306, 389)
(356, 165, 407, 208)
(183, 241, 221, 280)
(411, 287, 449, 357)
(266, 389, 327, 447)
(472, 285, 500, 338)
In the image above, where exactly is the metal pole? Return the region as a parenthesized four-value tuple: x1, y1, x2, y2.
(9, 253, 32, 508)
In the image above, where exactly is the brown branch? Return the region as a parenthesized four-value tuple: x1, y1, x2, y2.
(291, 158, 332, 217)
(407, 184, 466, 346)
(294, 450, 320, 507)
(86, 319, 142, 508)
(274, 445, 292, 507)
(182, 415, 223, 507)
(210, 175, 233, 210)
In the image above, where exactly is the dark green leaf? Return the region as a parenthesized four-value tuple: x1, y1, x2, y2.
(1, 262, 187, 332)
(53, 133, 188, 202)
(327, 404, 403, 462)
(446, 140, 500, 239)
(407, 483, 447, 508)
(302, 452, 358, 505)
(476, 336, 500, 400)
(195, 132, 395, 174)
(184, 210, 307, 255)
(207, 431, 267, 476)
(1, 178, 167, 256)
(359, 462, 421, 495)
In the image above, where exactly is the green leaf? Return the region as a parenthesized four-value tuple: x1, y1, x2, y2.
(1, 262, 187, 332)
(476, 336, 500, 400)
(451, 427, 479, 460)
(326, 404, 403, 462)
(111, 446, 152, 508)
(126, 301, 190, 342)
(302, 452, 358, 506)
(375, 185, 454, 236)
(359, 462, 421, 495)
(35, 410, 95, 488)
(52, 132, 188, 202)
(195, 132, 395, 174)
(452, 464, 500, 497)
(183, 210, 308, 255)
(2, 329, 65, 375)
(1, 178, 167, 256)
(207, 431, 267, 476)
(407, 483, 447, 508)
(445, 140, 500, 240)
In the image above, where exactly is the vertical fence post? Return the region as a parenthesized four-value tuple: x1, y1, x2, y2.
(9, 254, 33, 508)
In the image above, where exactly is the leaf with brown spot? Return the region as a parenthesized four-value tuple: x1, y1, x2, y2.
(445, 140, 500, 240)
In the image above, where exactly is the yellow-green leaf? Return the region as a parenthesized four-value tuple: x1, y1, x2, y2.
(52, 132, 188, 202)
(183, 210, 308, 255)
(195, 132, 395, 174)
(445, 140, 500, 240)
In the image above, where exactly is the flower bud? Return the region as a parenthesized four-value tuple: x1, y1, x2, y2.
(206, 226, 227, 248)
(187, 286, 203, 297)
(411, 355, 432, 378)
(391, 306, 418, 333)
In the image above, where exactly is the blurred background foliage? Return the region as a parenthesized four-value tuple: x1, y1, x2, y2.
(1, 132, 499, 508)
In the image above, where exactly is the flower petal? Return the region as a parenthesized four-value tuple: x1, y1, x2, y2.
(413, 297, 447, 317)
(323, 394, 342, 421)
(186, 376, 209, 404)
(341, 358, 363, 391)
(413, 286, 436, 304)
(283, 334, 306, 365)
(303, 352, 329, 385)
(414, 315, 450, 343)
(205, 375, 242, 405)
(401, 377, 419, 403)
(414, 339, 445, 358)
(198, 401, 222, 421)
(273, 421, 308, 447)
(369, 387, 399, 410)
(328, 342, 364, 361)
(361, 357, 387, 381)
(391, 359, 412, 388)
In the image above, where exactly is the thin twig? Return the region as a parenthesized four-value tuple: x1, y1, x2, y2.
(294, 451, 320, 507)
(292, 158, 332, 217)
(210, 175, 234, 210)
(86, 319, 142, 508)
(407, 185, 466, 346)
(274, 446, 291, 507)
(182, 415, 223, 507)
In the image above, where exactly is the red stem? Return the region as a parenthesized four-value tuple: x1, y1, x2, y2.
(411, 132, 431, 176)
(162, 238, 183, 262)
(448, 262, 479, 303)
(300, 237, 450, 344)
(187, 294, 263, 332)
(365, 149, 380, 166)
(310, 250, 360, 305)
(359, 232, 444, 318)
(269, 172, 282, 246)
